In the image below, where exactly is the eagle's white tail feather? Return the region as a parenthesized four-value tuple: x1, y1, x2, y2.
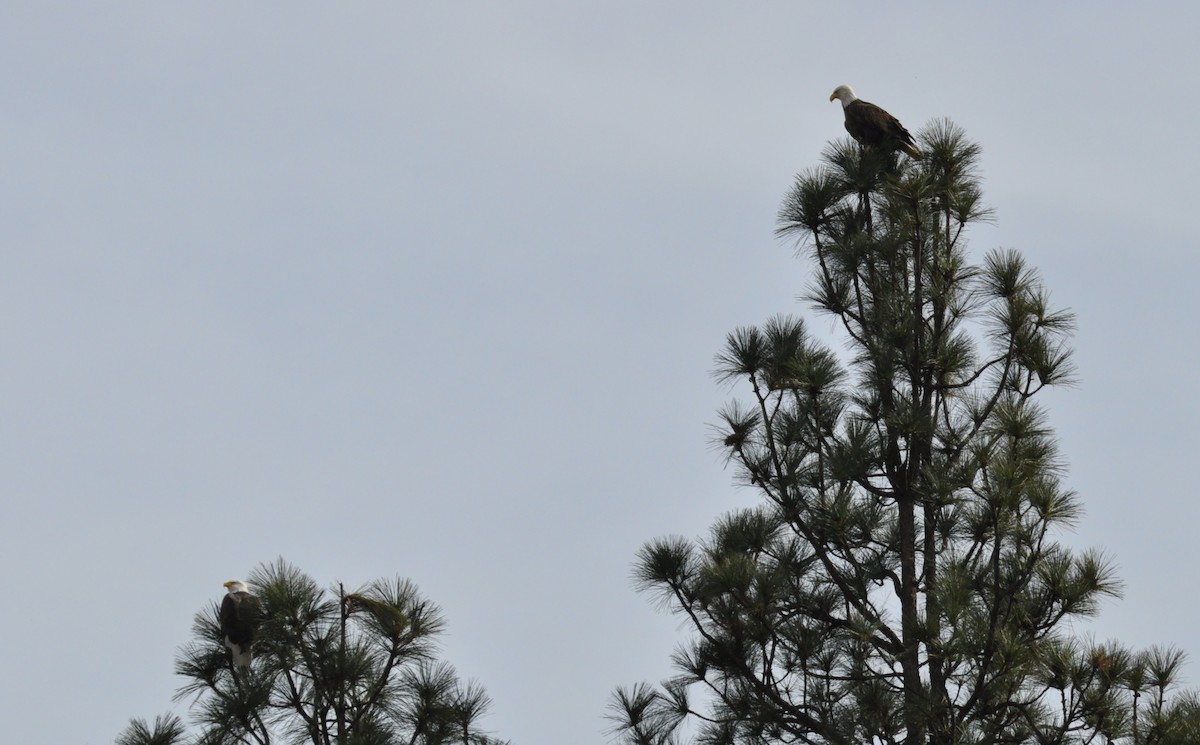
(225, 638, 253, 669)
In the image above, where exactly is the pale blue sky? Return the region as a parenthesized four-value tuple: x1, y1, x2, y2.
(3, 4, 1198, 743)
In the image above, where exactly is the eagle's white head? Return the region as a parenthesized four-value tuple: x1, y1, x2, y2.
(224, 579, 249, 594)
(829, 84, 859, 108)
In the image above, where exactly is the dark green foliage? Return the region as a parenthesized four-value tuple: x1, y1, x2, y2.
(115, 714, 187, 745)
(610, 125, 1192, 745)
(115, 559, 509, 745)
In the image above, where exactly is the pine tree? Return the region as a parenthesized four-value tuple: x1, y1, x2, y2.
(115, 559, 509, 745)
(609, 124, 1195, 745)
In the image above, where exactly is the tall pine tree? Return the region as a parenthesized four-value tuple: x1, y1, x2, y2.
(610, 123, 1195, 745)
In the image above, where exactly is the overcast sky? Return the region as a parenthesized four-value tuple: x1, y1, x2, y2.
(3, 4, 1198, 744)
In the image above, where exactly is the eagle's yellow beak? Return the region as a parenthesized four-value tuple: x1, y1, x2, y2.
(829, 91, 838, 102)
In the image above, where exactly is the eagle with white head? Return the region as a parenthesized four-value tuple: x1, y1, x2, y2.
(219, 580, 261, 669)
(829, 84, 922, 159)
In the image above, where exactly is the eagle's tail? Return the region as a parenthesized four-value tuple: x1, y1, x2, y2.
(226, 638, 253, 669)
(901, 142, 923, 160)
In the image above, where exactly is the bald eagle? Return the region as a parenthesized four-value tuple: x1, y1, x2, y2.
(829, 85, 922, 160)
(219, 580, 261, 669)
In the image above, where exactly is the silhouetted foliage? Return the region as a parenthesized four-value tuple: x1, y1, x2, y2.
(610, 124, 1196, 745)
(115, 559, 509, 745)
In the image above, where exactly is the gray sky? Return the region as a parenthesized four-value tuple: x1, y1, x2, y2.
(3, 4, 1198, 744)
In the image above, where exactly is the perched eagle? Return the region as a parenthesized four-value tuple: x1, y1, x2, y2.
(219, 579, 261, 669)
(829, 84, 922, 159)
